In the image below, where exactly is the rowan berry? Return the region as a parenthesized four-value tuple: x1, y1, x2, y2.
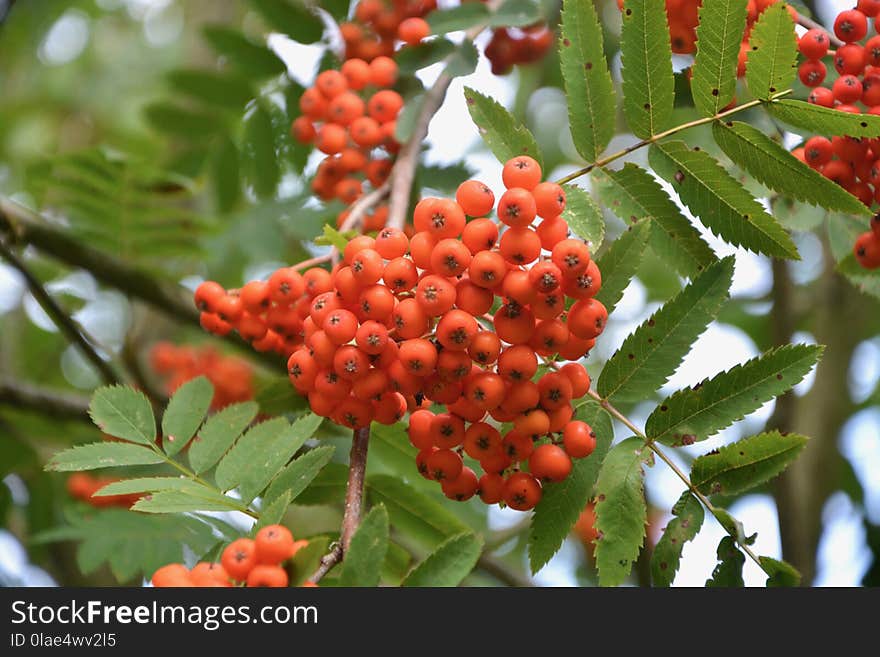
(567, 298, 608, 340)
(502, 156, 542, 190)
(498, 187, 538, 228)
(455, 279, 494, 316)
(190, 562, 230, 587)
(247, 565, 289, 588)
(431, 238, 473, 276)
(456, 180, 496, 217)
(854, 231, 880, 268)
(478, 472, 506, 504)
(427, 448, 464, 481)
(369, 56, 398, 87)
(529, 444, 572, 482)
(835, 9, 868, 43)
(461, 217, 499, 253)
(503, 472, 542, 511)
(441, 466, 479, 501)
(341, 58, 371, 90)
(468, 331, 502, 365)
(255, 525, 297, 565)
(222, 538, 258, 582)
(499, 226, 542, 264)
(532, 181, 566, 218)
(398, 17, 430, 45)
(368, 89, 403, 123)
(798, 28, 829, 60)
(468, 250, 507, 288)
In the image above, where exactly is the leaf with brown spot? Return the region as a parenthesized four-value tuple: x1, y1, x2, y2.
(651, 491, 704, 587)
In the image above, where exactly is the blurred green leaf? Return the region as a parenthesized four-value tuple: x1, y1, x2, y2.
(203, 26, 287, 77)
(248, 0, 324, 43)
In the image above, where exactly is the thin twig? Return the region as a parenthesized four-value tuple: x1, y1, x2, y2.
(554, 90, 794, 187)
(477, 553, 534, 587)
(586, 389, 771, 578)
(309, 426, 371, 583)
(331, 182, 391, 265)
(291, 253, 332, 272)
(0, 239, 118, 385)
(0, 377, 90, 420)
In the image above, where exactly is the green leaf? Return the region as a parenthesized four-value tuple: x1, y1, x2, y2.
(203, 26, 287, 78)
(210, 136, 242, 213)
(339, 505, 390, 587)
(463, 87, 543, 168)
(367, 474, 469, 547)
(131, 489, 243, 514)
(320, 224, 350, 251)
(297, 462, 348, 505)
(691, 0, 748, 116)
(419, 162, 475, 194)
(143, 103, 223, 139)
(89, 385, 156, 446)
(248, 0, 323, 44)
(216, 413, 321, 503)
(489, 0, 544, 27)
(395, 94, 424, 144)
(396, 39, 457, 74)
(620, 0, 675, 138)
(593, 164, 717, 278)
(561, 184, 604, 248)
(760, 556, 801, 587)
(46, 442, 164, 471)
(651, 491, 704, 587)
(93, 477, 199, 496)
(593, 220, 651, 314)
(445, 40, 479, 78)
(528, 400, 613, 573)
(161, 376, 213, 457)
(597, 256, 734, 403)
(706, 536, 745, 587)
(691, 430, 808, 496)
(647, 344, 824, 445)
(712, 121, 870, 217)
(767, 99, 880, 137)
(166, 69, 254, 111)
(712, 507, 747, 544)
(242, 103, 280, 200)
(559, 0, 616, 161)
(401, 532, 483, 586)
(254, 490, 292, 531)
(264, 445, 336, 505)
(427, 3, 490, 33)
(744, 2, 797, 99)
(650, 141, 799, 259)
(594, 437, 654, 586)
(188, 401, 259, 474)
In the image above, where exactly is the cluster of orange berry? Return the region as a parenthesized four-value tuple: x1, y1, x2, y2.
(149, 342, 253, 410)
(484, 24, 554, 75)
(152, 525, 309, 587)
(339, 0, 436, 62)
(196, 156, 606, 512)
(66, 473, 140, 509)
(785, 2, 880, 269)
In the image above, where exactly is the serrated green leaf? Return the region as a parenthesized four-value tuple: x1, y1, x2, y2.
(651, 491, 704, 587)
(593, 164, 717, 278)
(593, 220, 651, 314)
(647, 344, 824, 445)
(210, 136, 241, 213)
(264, 445, 336, 505)
(598, 256, 734, 403)
(691, 0, 748, 116)
(144, 103, 223, 139)
(767, 99, 880, 137)
(166, 69, 255, 111)
(445, 40, 479, 78)
(712, 121, 870, 216)
(744, 2, 797, 100)
(760, 556, 801, 587)
(559, 0, 615, 161)
(561, 184, 604, 248)
(296, 462, 348, 505)
(712, 507, 747, 544)
(489, 0, 544, 27)
(161, 376, 213, 456)
(339, 505, 390, 587)
(463, 87, 543, 168)
(188, 401, 259, 474)
(46, 442, 164, 471)
(321, 223, 350, 251)
(89, 385, 156, 445)
(92, 477, 197, 496)
(216, 413, 322, 503)
(620, 0, 674, 138)
(401, 532, 483, 586)
(594, 437, 654, 586)
(367, 474, 469, 548)
(131, 488, 244, 514)
(426, 3, 490, 33)
(528, 400, 613, 573)
(650, 141, 799, 259)
(248, 0, 323, 44)
(691, 430, 808, 496)
(420, 162, 475, 193)
(254, 490, 292, 532)
(243, 103, 279, 200)
(203, 26, 287, 78)
(706, 536, 745, 587)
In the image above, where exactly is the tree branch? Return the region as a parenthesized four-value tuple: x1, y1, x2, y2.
(0, 197, 282, 369)
(308, 425, 371, 583)
(0, 377, 90, 420)
(0, 238, 119, 385)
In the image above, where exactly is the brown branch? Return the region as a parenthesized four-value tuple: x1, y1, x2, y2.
(0, 377, 90, 421)
(308, 425, 371, 583)
(0, 198, 282, 370)
(476, 553, 534, 587)
(291, 253, 332, 272)
(331, 182, 391, 265)
(0, 238, 119, 385)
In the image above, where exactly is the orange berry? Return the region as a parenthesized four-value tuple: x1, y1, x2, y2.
(316, 69, 348, 98)
(468, 330, 502, 364)
(461, 217, 499, 254)
(152, 563, 192, 587)
(498, 187, 537, 228)
(427, 448, 464, 481)
(369, 55, 399, 87)
(567, 298, 608, 340)
(246, 565, 289, 588)
(190, 562, 231, 587)
(436, 309, 479, 350)
(499, 226, 541, 264)
(221, 538, 258, 582)
(502, 155, 542, 190)
(455, 278, 494, 316)
(456, 180, 495, 216)
(563, 420, 597, 458)
(315, 123, 348, 154)
(255, 524, 297, 565)
(503, 472, 542, 510)
(479, 473, 506, 504)
(341, 58, 371, 90)
(398, 17, 431, 45)
(529, 443, 572, 482)
(532, 182, 566, 217)
(368, 89, 403, 123)
(468, 250, 507, 289)
(416, 274, 456, 315)
(430, 238, 473, 276)
(398, 338, 438, 375)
